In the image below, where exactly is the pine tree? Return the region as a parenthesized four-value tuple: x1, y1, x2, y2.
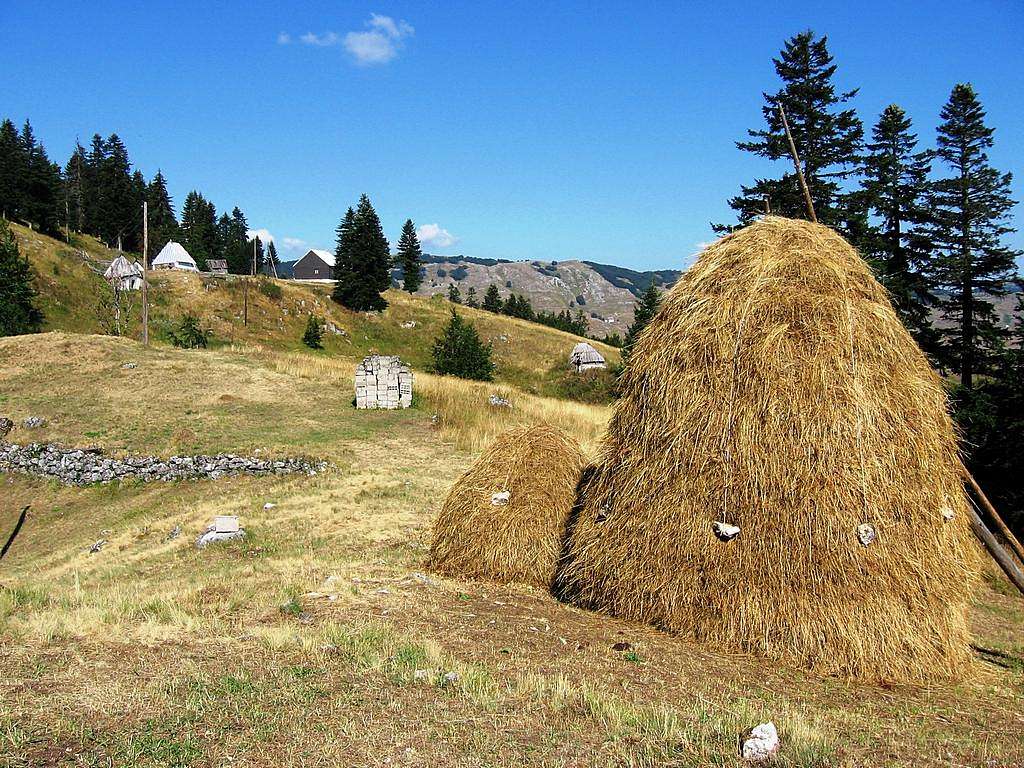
(924, 84, 1020, 389)
(331, 207, 357, 306)
(623, 283, 661, 361)
(222, 207, 251, 274)
(302, 314, 325, 349)
(861, 104, 937, 353)
(448, 283, 462, 304)
(431, 308, 495, 381)
(145, 170, 178, 263)
(64, 142, 88, 233)
(19, 121, 62, 234)
(97, 134, 137, 248)
(0, 119, 25, 221)
(722, 31, 864, 234)
(397, 218, 422, 293)
(482, 284, 502, 312)
(466, 286, 479, 308)
(180, 191, 217, 271)
(0, 220, 43, 335)
(331, 195, 391, 312)
(265, 240, 280, 275)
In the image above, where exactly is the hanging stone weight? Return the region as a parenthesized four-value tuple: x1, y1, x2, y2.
(940, 505, 955, 522)
(857, 523, 876, 547)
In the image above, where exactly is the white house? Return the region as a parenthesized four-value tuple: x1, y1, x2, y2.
(292, 249, 335, 281)
(569, 342, 607, 372)
(151, 241, 199, 272)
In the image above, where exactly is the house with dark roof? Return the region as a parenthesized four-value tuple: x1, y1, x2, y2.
(292, 249, 335, 281)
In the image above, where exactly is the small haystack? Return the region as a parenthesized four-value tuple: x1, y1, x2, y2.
(557, 217, 980, 682)
(431, 424, 586, 587)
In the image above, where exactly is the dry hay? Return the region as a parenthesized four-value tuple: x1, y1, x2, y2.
(430, 424, 586, 587)
(556, 216, 981, 683)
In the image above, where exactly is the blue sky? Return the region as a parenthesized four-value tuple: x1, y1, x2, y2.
(2, 1, 1022, 270)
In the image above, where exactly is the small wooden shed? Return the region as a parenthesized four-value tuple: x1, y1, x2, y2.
(569, 342, 606, 372)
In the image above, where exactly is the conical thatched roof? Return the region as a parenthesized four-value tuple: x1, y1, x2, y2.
(569, 342, 606, 370)
(431, 424, 585, 588)
(556, 217, 980, 682)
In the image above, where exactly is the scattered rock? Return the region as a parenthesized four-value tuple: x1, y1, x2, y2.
(121, 362, 137, 369)
(611, 641, 632, 652)
(441, 671, 460, 686)
(89, 539, 106, 553)
(713, 521, 741, 542)
(488, 394, 512, 408)
(400, 320, 417, 329)
(195, 526, 247, 549)
(941, 505, 955, 521)
(0, 442, 328, 486)
(263, 502, 276, 511)
(0, 417, 12, 440)
(491, 490, 511, 506)
(413, 669, 429, 682)
(166, 524, 182, 541)
(22, 417, 46, 429)
(740, 722, 780, 762)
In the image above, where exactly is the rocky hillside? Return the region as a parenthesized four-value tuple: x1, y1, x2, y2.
(399, 255, 682, 336)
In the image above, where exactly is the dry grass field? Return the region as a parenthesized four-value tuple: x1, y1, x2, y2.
(1, 333, 1022, 767)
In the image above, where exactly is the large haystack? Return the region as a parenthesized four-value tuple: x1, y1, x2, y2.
(557, 217, 980, 682)
(431, 424, 586, 588)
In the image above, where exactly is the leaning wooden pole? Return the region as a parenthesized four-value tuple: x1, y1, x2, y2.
(968, 507, 1024, 598)
(1, 507, 30, 561)
(963, 468, 1024, 564)
(778, 104, 817, 223)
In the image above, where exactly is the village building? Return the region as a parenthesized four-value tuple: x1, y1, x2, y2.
(151, 241, 198, 272)
(569, 342, 607, 372)
(103, 255, 144, 290)
(206, 259, 228, 275)
(292, 249, 335, 281)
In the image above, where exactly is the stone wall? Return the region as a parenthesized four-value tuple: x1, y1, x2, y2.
(355, 355, 413, 410)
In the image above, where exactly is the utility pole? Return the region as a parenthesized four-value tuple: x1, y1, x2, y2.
(778, 104, 817, 223)
(142, 201, 149, 346)
(65, 199, 70, 243)
(243, 278, 248, 326)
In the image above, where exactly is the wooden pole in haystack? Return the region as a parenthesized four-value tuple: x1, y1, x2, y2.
(963, 468, 1024, 565)
(778, 104, 817, 223)
(968, 508, 1024, 598)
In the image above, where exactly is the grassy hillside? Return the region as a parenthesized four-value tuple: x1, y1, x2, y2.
(11, 223, 620, 400)
(0, 333, 1021, 767)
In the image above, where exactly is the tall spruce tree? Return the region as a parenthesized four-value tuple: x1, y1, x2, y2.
(465, 286, 479, 308)
(96, 134, 138, 248)
(397, 218, 423, 293)
(482, 284, 502, 312)
(623, 282, 661, 362)
(0, 220, 43, 335)
(331, 195, 391, 312)
(722, 31, 864, 235)
(64, 141, 88, 233)
(925, 84, 1020, 389)
(861, 104, 937, 353)
(265, 240, 280, 274)
(145, 170, 178, 263)
(180, 191, 217, 270)
(19, 121, 62, 234)
(0, 119, 24, 220)
(222, 207, 251, 274)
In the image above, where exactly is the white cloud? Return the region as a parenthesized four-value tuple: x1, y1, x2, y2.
(247, 228, 274, 244)
(277, 32, 291, 45)
(300, 31, 341, 47)
(344, 14, 414, 66)
(282, 237, 307, 251)
(417, 223, 458, 249)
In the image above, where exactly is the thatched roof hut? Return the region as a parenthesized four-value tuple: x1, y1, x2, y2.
(569, 342, 606, 372)
(431, 424, 585, 588)
(556, 217, 980, 682)
(103, 255, 144, 290)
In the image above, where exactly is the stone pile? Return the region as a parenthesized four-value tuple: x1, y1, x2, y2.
(355, 355, 413, 410)
(0, 442, 327, 486)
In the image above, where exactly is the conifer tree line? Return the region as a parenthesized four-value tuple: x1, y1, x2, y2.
(724, 31, 1020, 390)
(0, 118, 267, 275)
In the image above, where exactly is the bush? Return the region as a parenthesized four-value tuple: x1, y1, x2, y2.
(431, 309, 495, 381)
(258, 279, 283, 301)
(303, 315, 325, 350)
(0, 220, 43, 336)
(168, 315, 211, 349)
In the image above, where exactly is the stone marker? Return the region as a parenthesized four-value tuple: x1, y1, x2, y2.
(354, 355, 413, 410)
(740, 722, 780, 762)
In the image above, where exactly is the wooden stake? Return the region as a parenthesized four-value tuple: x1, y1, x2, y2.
(969, 507, 1024, 598)
(964, 468, 1024, 565)
(141, 201, 149, 346)
(243, 278, 248, 327)
(777, 104, 817, 223)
